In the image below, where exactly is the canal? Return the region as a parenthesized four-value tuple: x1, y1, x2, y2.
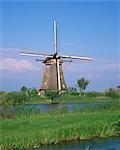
(31, 137, 120, 150)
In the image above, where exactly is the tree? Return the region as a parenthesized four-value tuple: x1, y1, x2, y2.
(28, 88, 38, 97)
(20, 86, 28, 94)
(20, 86, 38, 99)
(77, 78, 90, 96)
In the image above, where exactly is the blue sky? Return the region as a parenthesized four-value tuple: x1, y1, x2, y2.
(0, 0, 119, 92)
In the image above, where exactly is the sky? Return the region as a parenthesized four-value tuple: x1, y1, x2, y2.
(0, 0, 119, 92)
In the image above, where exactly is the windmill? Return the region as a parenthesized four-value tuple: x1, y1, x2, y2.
(20, 21, 92, 95)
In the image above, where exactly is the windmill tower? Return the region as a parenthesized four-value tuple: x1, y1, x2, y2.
(20, 21, 92, 95)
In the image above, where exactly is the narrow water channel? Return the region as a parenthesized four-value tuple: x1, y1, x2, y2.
(24, 101, 103, 112)
(34, 137, 120, 150)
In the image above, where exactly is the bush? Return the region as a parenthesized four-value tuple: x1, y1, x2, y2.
(2, 92, 30, 104)
(45, 90, 60, 100)
(67, 87, 79, 96)
(0, 104, 14, 119)
(27, 88, 38, 97)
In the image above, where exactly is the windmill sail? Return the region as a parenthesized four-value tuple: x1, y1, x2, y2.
(57, 59, 61, 91)
(20, 52, 53, 58)
(61, 55, 92, 60)
(54, 21, 57, 54)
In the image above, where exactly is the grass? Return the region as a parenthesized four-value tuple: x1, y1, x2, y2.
(1, 91, 119, 105)
(28, 96, 52, 104)
(0, 112, 120, 149)
(0, 100, 120, 149)
(54, 95, 111, 103)
(28, 95, 111, 104)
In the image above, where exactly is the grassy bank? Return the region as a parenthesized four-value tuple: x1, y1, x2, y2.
(29, 95, 112, 104)
(1, 90, 119, 105)
(0, 100, 120, 149)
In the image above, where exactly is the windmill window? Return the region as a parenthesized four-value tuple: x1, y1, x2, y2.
(45, 82, 47, 85)
(63, 84, 65, 88)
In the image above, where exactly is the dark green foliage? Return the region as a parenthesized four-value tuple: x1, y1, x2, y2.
(77, 78, 90, 95)
(67, 87, 79, 96)
(0, 104, 14, 119)
(20, 86, 28, 94)
(0, 91, 30, 119)
(2, 92, 30, 104)
(20, 87, 38, 98)
(27, 88, 38, 97)
(0, 104, 38, 119)
(105, 88, 120, 99)
(1, 86, 38, 105)
(45, 90, 60, 100)
(0, 91, 6, 104)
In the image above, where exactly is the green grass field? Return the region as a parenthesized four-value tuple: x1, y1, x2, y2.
(0, 100, 120, 149)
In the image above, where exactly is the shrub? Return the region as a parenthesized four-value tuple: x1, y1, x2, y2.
(45, 90, 60, 100)
(20, 86, 28, 94)
(2, 92, 30, 104)
(0, 104, 14, 119)
(27, 88, 38, 97)
(67, 87, 79, 96)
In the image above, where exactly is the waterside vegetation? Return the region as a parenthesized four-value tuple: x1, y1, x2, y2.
(0, 99, 120, 149)
(0, 86, 120, 105)
(0, 78, 120, 149)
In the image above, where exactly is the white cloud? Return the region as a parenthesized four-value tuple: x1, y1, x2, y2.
(63, 61, 120, 80)
(0, 48, 22, 51)
(0, 58, 39, 72)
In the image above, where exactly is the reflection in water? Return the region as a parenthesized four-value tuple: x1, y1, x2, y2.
(36, 137, 120, 150)
(24, 102, 103, 112)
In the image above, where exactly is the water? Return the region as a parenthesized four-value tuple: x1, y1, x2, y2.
(33, 137, 120, 150)
(24, 101, 103, 112)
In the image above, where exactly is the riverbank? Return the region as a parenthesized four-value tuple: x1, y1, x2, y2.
(1, 100, 120, 149)
(1, 90, 119, 105)
(34, 137, 120, 150)
(28, 95, 112, 104)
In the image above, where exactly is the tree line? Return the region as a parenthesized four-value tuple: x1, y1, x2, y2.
(0, 77, 119, 105)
